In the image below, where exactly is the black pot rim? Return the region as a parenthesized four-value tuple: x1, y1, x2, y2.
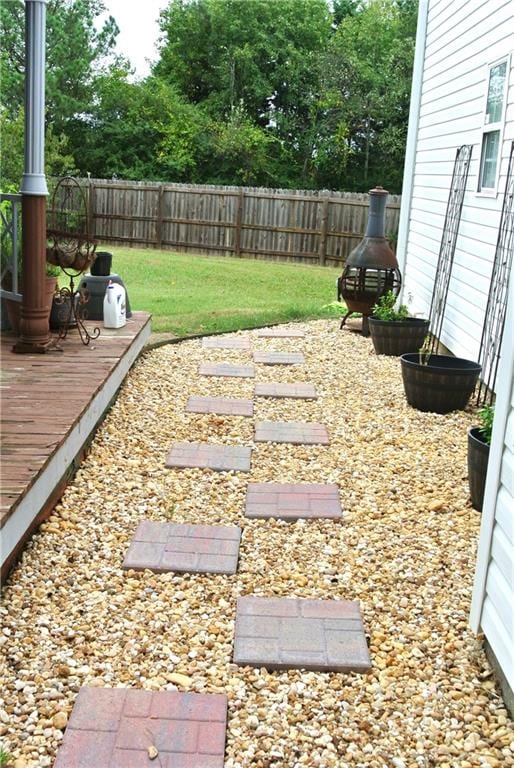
(369, 316, 428, 325)
(401, 353, 482, 374)
(468, 426, 491, 446)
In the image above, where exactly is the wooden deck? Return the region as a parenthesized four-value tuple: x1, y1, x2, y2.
(0, 312, 151, 579)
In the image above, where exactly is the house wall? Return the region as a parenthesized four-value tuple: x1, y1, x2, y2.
(400, 0, 514, 361)
(470, 276, 514, 703)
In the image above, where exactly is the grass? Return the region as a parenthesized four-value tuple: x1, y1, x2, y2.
(0, 748, 13, 767)
(94, 246, 342, 336)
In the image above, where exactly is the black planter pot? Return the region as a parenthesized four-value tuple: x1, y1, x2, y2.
(400, 353, 481, 414)
(91, 251, 113, 277)
(369, 316, 429, 356)
(468, 427, 490, 512)
(50, 295, 78, 330)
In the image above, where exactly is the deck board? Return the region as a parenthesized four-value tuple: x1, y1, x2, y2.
(0, 312, 151, 576)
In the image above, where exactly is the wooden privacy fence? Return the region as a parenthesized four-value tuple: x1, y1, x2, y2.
(55, 179, 401, 267)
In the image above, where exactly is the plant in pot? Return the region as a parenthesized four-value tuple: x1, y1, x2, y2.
(2, 259, 58, 336)
(468, 404, 494, 512)
(400, 336, 482, 414)
(369, 290, 429, 356)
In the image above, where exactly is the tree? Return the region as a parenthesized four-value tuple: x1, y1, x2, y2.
(318, 0, 418, 191)
(0, 0, 118, 189)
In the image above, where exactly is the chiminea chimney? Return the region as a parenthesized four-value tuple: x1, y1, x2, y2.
(337, 186, 401, 335)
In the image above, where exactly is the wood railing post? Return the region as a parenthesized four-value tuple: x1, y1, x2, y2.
(234, 187, 244, 257)
(318, 197, 329, 265)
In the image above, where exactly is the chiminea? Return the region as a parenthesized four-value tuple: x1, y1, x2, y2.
(337, 186, 401, 335)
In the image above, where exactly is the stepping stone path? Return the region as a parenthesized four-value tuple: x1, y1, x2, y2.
(186, 395, 254, 417)
(56, 325, 370, 767)
(257, 328, 305, 337)
(199, 362, 255, 378)
(255, 382, 317, 399)
(233, 596, 371, 672)
(123, 521, 242, 574)
(253, 351, 305, 365)
(255, 420, 330, 445)
(54, 687, 227, 768)
(202, 336, 252, 350)
(245, 483, 341, 520)
(166, 442, 252, 472)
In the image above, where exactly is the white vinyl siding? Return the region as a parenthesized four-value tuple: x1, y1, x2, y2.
(470, 277, 514, 695)
(480, 392, 514, 692)
(401, 0, 514, 361)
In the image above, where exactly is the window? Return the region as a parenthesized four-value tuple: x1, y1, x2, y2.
(478, 59, 509, 194)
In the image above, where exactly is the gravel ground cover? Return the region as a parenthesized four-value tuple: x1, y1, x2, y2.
(1, 319, 513, 768)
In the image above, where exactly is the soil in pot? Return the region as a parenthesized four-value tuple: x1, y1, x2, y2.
(369, 317, 429, 356)
(400, 353, 481, 414)
(468, 427, 490, 512)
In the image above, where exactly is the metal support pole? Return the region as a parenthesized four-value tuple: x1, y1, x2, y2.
(14, 0, 50, 353)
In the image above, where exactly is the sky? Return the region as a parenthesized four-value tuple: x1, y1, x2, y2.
(99, 0, 167, 78)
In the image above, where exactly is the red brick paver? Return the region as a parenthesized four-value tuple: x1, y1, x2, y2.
(233, 597, 371, 672)
(254, 421, 329, 445)
(123, 521, 242, 574)
(257, 328, 305, 338)
(202, 336, 252, 350)
(186, 396, 254, 417)
(199, 362, 255, 378)
(245, 483, 341, 520)
(53, 687, 227, 768)
(254, 382, 317, 399)
(166, 442, 252, 472)
(253, 351, 305, 365)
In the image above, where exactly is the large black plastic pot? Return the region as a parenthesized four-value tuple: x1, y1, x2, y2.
(91, 250, 113, 276)
(369, 317, 429, 356)
(468, 427, 490, 512)
(400, 353, 481, 414)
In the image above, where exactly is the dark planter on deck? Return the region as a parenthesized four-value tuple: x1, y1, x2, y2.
(369, 316, 429, 356)
(400, 353, 481, 414)
(468, 427, 490, 512)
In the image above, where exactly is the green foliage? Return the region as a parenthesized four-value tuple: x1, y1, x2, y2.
(478, 405, 494, 446)
(372, 290, 409, 321)
(0, 0, 417, 192)
(0, 746, 13, 767)
(105, 245, 341, 335)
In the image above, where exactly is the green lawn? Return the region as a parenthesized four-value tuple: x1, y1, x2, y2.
(102, 246, 342, 336)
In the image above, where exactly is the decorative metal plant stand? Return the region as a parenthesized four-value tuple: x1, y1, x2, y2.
(46, 176, 100, 346)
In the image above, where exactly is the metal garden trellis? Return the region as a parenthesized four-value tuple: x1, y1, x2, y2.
(427, 144, 473, 354)
(476, 141, 514, 406)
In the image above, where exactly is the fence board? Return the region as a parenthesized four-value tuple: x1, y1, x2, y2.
(53, 178, 401, 267)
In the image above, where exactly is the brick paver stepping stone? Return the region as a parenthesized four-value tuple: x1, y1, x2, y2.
(199, 362, 255, 378)
(53, 687, 227, 768)
(233, 596, 371, 672)
(254, 420, 329, 445)
(186, 395, 254, 417)
(255, 382, 317, 399)
(253, 351, 305, 365)
(257, 328, 305, 338)
(123, 521, 242, 574)
(166, 442, 252, 472)
(245, 483, 341, 520)
(202, 336, 252, 350)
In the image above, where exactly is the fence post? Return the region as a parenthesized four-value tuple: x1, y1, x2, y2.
(88, 180, 95, 239)
(318, 197, 329, 265)
(156, 184, 164, 249)
(234, 187, 244, 257)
